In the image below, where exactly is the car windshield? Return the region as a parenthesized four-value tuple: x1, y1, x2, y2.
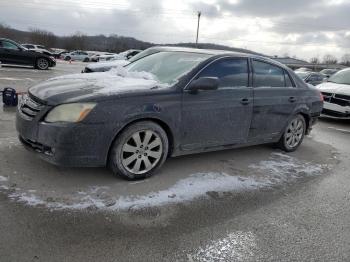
(328, 69, 350, 85)
(321, 69, 336, 74)
(295, 71, 310, 79)
(125, 51, 211, 85)
(128, 48, 158, 63)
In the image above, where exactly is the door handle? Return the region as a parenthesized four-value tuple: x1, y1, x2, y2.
(240, 98, 250, 105)
(289, 97, 297, 103)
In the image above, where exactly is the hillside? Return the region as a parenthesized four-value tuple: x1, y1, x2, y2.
(0, 24, 264, 56)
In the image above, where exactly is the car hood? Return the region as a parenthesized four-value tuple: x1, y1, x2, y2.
(317, 82, 350, 95)
(29, 67, 167, 105)
(86, 60, 130, 72)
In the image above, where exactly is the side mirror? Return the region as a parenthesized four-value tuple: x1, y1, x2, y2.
(187, 77, 219, 93)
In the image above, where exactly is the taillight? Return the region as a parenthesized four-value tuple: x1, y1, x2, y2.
(320, 92, 324, 102)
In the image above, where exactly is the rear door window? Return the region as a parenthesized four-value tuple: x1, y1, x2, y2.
(196, 58, 249, 88)
(252, 60, 285, 87)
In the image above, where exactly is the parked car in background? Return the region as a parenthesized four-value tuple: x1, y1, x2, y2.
(22, 44, 54, 57)
(295, 71, 326, 86)
(83, 46, 187, 73)
(61, 51, 90, 62)
(320, 69, 339, 78)
(118, 49, 142, 59)
(17, 48, 323, 180)
(317, 68, 350, 119)
(97, 53, 121, 62)
(89, 53, 101, 62)
(0, 38, 56, 70)
(295, 67, 313, 72)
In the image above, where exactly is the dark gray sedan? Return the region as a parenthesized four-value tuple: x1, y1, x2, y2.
(16, 48, 323, 180)
(295, 71, 326, 86)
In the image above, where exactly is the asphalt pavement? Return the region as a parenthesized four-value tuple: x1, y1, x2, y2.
(0, 63, 349, 262)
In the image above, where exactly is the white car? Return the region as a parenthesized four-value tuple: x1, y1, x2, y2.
(118, 49, 141, 60)
(61, 51, 90, 62)
(22, 44, 54, 56)
(317, 68, 350, 119)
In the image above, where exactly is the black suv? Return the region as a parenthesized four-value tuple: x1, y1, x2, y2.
(0, 38, 56, 70)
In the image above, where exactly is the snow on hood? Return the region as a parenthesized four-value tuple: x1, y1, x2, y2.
(317, 82, 350, 95)
(86, 60, 130, 70)
(30, 66, 168, 102)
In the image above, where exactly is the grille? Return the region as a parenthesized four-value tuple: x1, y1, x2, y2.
(322, 92, 350, 107)
(19, 95, 45, 120)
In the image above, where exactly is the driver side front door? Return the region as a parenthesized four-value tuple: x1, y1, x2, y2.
(181, 57, 253, 152)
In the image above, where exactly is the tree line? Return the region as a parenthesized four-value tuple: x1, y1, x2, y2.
(1, 23, 347, 65)
(310, 54, 350, 66)
(0, 24, 152, 52)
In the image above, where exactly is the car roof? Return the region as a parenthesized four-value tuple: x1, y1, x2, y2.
(147, 46, 287, 69)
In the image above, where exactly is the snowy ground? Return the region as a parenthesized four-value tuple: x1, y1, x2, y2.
(0, 63, 348, 262)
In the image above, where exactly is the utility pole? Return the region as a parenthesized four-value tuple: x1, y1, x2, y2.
(196, 11, 201, 48)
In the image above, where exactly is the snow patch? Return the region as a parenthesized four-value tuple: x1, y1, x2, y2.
(189, 231, 256, 262)
(249, 152, 325, 184)
(87, 60, 130, 70)
(0, 176, 8, 182)
(49, 66, 167, 95)
(0, 152, 330, 212)
(3, 173, 264, 211)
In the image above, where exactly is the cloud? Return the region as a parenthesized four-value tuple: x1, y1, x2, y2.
(0, 0, 350, 59)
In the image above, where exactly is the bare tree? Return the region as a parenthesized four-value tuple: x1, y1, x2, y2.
(64, 32, 87, 50)
(341, 54, 350, 66)
(28, 28, 57, 48)
(310, 57, 320, 64)
(323, 54, 338, 65)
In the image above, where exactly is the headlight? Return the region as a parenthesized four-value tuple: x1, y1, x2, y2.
(45, 103, 96, 123)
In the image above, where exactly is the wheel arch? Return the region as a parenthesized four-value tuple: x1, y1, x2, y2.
(106, 117, 175, 165)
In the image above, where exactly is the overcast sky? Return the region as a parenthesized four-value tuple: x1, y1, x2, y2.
(1, 0, 350, 60)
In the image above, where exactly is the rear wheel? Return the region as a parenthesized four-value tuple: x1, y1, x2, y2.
(36, 58, 49, 70)
(109, 121, 169, 180)
(277, 114, 306, 152)
(83, 57, 90, 62)
(64, 56, 71, 61)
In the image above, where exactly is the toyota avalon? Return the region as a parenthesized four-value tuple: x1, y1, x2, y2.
(16, 48, 323, 180)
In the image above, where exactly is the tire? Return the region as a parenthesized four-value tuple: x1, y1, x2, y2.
(109, 121, 169, 180)
(36, 58, 49, 70)
(83, 57, 90, 62)
(64, 56, 71, 61)
(277, 114, 306, 152)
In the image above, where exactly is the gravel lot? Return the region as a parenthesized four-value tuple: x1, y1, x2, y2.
(0, 63, 349, 261)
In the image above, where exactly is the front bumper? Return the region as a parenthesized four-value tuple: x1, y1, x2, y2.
(16, 109, 113, 167)
(49, 59, 56, 67)
(322, 102, 350, 119)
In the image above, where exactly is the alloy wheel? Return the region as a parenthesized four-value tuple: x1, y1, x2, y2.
(121, 130, 163, 175)
(37, 58, 49, 69)
(285, 118, 304, 148)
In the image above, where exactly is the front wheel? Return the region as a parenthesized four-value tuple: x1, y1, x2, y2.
(36, 58, 49, 70)
(277, 115, 306, 152)
(109, 121, 169, 180)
